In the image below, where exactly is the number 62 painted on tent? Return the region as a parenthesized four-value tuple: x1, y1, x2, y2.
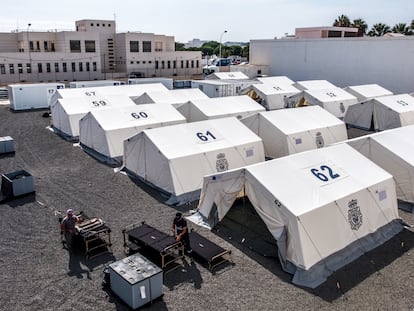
(310, 165, 340, 182)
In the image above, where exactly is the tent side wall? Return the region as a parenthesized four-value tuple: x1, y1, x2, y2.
(373, 103, 401, 131)
(344, 100, 375, 130)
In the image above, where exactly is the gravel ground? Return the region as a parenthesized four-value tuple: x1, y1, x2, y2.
(0, 104, 413, 311)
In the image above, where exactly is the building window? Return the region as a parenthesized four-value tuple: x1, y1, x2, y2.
(196, 60, 199, 68)
(70, 40, 81, 52)
(51, 42, 55, 52)
(328, 30, 342, 38)
(155, 61, 159, 69)
(181, 60, 184, 68)
(191, 60, 194, 68)
(130, 41, 139, 52)
(37, 63, 42, 73)
(62, 62, 67, 72)
(54, 62, 59, 72)
(29, 41, 34, 51)
(186, 60, 189, 68)
(161, 61, 165, 69)
(0, 64, 5, 74)
(71, 62, 76, 72)
(130, 61, 134, 65)
(86, 62, 90, 72)
(143, 41, 151, 52)
(155, 41, 162, 52)
(90, 23, 94, 27)
(9, 64, 15, 74)
(18, 64, 23, 74)
(167, 61, 171, 69)
(173, 60, 176, 69)
(85, 40, 96, 52)
(36, 41, 40, 51)
(148, 60, 152, 64)
(108, 24, 111, 27)
(93, 62, 97, 71)
(79, 62, 83, 72)
(143, 61, 146, 64)
(46, 63, 51, 73)
(26, 63, 31, 74)
(44, 41, 49, 51)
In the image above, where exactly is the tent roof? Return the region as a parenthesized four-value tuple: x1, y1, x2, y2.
(305, 87, 357, 103)
(256, 76, 295, 85)
(294, 80, 337, 91)
(244, 143, 392, 216)
(251, 82, 300, 96)
(187, 95, 265, 118)
(372, 94, 414, 113)
(84, 104, 186, 131)
(209, 71, 249, 80)
(257, 106, 344, 134)
(56, 94, 136, 115)
(138, 89, 209, 104)
(55, 83, 168, 99)
(344, 84, 393, 100)
(142, 117, 262, 159)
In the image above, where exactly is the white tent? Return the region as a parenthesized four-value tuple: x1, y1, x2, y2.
(69, 80, 123, 88)
(285, 87, 358, 118)
(191, 80, 254, 98)
(256, 76, 295, 86)
(196, 143, 402, 288)
(176, 95, 265, 122)
(206, 71, 250, 80)
(345, 125, 414, 207)
(241, 106, 348, 158)
(51, 83, 168, 106)
(79, 104, 186, 165)
(343, 84, 393, 102)
(134, 88, 209, 107)
(127, 77, 174, 90)
(123, 117, 265, 205)
(8, 83, 65, 110)
(293, 79, 337, 91)
(241, 82, 301, 110)
(344, 94, 414, 131)
(51, 95, 137, 140)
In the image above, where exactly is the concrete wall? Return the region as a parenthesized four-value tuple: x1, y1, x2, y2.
(250, 36, 414, 94)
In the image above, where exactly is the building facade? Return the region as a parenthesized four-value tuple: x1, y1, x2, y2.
(0, 19, 202, 85)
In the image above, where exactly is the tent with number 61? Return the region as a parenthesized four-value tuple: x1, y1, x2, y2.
(122, 117, 265, 205)
(193, 143, 403, 288)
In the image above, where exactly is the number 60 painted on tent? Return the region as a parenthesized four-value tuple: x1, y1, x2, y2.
(310, 165, 340, 182)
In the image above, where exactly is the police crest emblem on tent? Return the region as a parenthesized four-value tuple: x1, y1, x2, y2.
(216, 153, 229, 172)
(348, 199, 363, 230)
(315, 132, 325, 148)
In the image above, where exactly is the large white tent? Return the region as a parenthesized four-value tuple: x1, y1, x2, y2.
(241, 106, 348, 158)
(79, 104, 187, 165)
(195, 143, 403, 288)
(123, 117, 265, 205)
(344, 94, 414, 131)
(51, 95, 137, 140)
(285, 87, 358, 118)
(51, 83, 168, 106)
(134, 88, 209, 107)
(345, 125, 414, 208)
(241, 82, 301, 110)
(176, 95, 266, 122)
(293, 79, 337, 91)
(343, 84, 393, 102)
(206, 71, 250, 80)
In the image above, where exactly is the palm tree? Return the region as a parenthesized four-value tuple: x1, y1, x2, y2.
(367, 23, 391, 36)
(352, 18, 368, 36)
(333, 15, 351, 27)
(392, 23, 410, 34)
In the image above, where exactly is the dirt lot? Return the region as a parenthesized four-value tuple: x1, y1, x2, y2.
(0, 104, 413, 311)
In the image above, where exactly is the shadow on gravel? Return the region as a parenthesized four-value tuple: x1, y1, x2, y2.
(0, 192, 36, 207)
(211, 198, 414, 302)
(163, 258, 203, 291)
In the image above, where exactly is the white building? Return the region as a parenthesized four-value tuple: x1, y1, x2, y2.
(0, 19, 202, 84)
(249, 36, 414, 94)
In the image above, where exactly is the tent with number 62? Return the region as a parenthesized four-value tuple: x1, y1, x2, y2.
(122, 117, 265, 205)
(193, 143, 403, 288)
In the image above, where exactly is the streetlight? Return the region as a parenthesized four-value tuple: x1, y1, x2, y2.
(219, 30, 227, 61)
(27, 23, 31, 81)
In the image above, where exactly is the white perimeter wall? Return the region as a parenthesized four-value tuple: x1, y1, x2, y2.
(250, 36, 414, 94)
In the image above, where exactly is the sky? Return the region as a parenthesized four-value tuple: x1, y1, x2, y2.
(1, 0, 413, 43)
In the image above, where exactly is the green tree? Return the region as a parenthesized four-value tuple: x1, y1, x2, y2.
(367, 23, 391, 36)
(241, 44, 249, 59)
(392, 23, 411, 34)
(175, 42, 186, 51)
(352, 18, 368, 36)
(333, 15, 351, 27)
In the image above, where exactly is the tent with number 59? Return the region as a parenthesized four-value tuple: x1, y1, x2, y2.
(194, 143, 403, 288)
(122, 117, 265, 205)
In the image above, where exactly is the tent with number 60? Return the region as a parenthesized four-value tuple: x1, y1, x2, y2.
(122, 117, 265, 205)
(79, 104, 187, 166)
(193, 143, 403, 288)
